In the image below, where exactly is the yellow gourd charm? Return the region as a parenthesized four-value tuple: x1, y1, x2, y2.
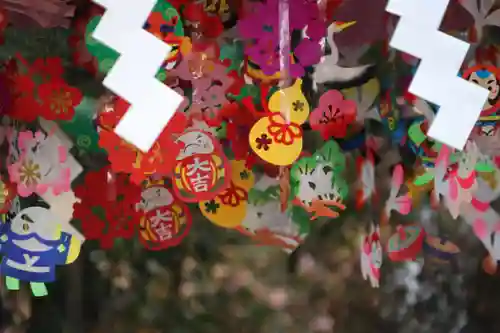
(249, 79, 309, 166)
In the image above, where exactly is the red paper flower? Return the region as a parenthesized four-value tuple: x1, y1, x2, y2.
(38, 81, 82, 121)
(98, 97, 187, 184)
(30, 57, 65, 83)
(310, 90, 357, 139)
(4, 55, 82, 122)
(183, 2, 223, 38)
(98, 130, 138, 173)
(75, 168, 142, 249)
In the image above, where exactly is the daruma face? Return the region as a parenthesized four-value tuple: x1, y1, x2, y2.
(469, 71, 499, 101)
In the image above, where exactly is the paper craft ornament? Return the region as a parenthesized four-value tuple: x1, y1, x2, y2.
(387, 225, 424, 262)
(423, 235, 460, 264)
(355, 148, 376, 210)
(0, 206, 81, 297)
(58, 97, 104, 155)
(462, 65, 500, 130)
(137, 179, 191, 250)
(170, 46, 234, 118)
(312, 21, 373, 86)
(0, 177, 17, 214)
(310, 90, 357, 140)
(173, 129, 230, 202)
(249, 79, 308, 166)
(4, 55, 82, 122)
(75, 169, 142, 249)
(360, 223, 382, 288)
(98, 97, 187, 184)
(408, 119, 441, 167)
(199, 160, 254, 228)
(383, 164, 412, 222)
(237, 0, 323, 78)
(290, 140, 347, 220)
(85, 0, 185, 75)
(415, 143, 482, 219)
(7, 130, 73, 197)
(459, 0, 500, 42)
(342, 78, 381, 122)
(237, 176, 306, 253)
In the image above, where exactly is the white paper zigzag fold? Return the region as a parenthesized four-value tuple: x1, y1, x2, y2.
(386, 0, 490, 150)
(39, 119, 85, 243)
(90, 0, 183, 152)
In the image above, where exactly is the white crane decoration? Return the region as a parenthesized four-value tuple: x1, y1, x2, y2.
(312, 21, 373, 86)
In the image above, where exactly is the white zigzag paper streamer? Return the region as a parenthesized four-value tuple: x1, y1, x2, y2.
(39, 119, 85, 242)
(386, 0, 490, 150)
(90, 0, 183, 152)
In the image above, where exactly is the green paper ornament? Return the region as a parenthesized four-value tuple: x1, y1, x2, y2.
(57, 97, 104, 155)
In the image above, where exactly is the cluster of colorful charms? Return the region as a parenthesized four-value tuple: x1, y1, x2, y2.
(1, 0, 500, 295)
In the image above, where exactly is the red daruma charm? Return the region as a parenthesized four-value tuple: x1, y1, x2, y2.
(137, 179, 192, 250)
(387, 225, 425, 262)
(173, 130, 230, 203)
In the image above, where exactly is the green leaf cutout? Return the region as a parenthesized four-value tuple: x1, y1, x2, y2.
(220, 41, 244, 73)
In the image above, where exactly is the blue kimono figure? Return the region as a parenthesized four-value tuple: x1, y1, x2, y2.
(0, 207, 81, 296)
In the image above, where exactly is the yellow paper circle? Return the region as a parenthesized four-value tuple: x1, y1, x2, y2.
(199, 197, 247, 228)
(230, 160, 254, 190)
(249, 117, 302, 166)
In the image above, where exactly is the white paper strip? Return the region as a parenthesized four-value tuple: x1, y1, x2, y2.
(39, 119, 85, 242)
(386, 0, 489, 150)
(90, 0, 183, 152)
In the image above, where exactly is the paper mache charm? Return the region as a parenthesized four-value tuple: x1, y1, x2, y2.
(0, 206, 81, 296)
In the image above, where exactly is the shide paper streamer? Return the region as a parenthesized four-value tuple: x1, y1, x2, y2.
(89, 0, 184, 152)
(0, 0, 499, 299)
(386, 0, 489, 150)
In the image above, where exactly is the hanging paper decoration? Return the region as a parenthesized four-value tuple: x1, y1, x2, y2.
(312, 21, 374, 86)
(85, 0, 185, 76)
(57, 97, 105, 156)
(173, 129, 230, 202)
(462, 65, 500, 135)
(383, 164, 411, 222)
(237, 0, 323, 78)
(7, 130, 74, 197)
(74, 168, 142, 249)
(360, 223, 382, 288)
(459, 0, 500, 42)
(3, 55, 82, 122)
(310, 89, 357, 140)
(423, 235, 460, 264)
(355, 147, 376, 210)
(290, 140, 347, 220)
(182, 1, 224, 39)
(0, 176, 17, 214)
(137, 179, 191, 250)
(387, 225, 425, 262)
(237, 176, 307, 253)
(98, 97, 187, 184)
(199, 159, 254, 228)
(0, 206, 82, 296)
(249, 79, 308, 166)
(413, 142, 491, 218)
(170, 44, 234, 118)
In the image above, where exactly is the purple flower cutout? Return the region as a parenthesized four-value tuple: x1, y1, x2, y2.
(237, 0, 325, 78)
